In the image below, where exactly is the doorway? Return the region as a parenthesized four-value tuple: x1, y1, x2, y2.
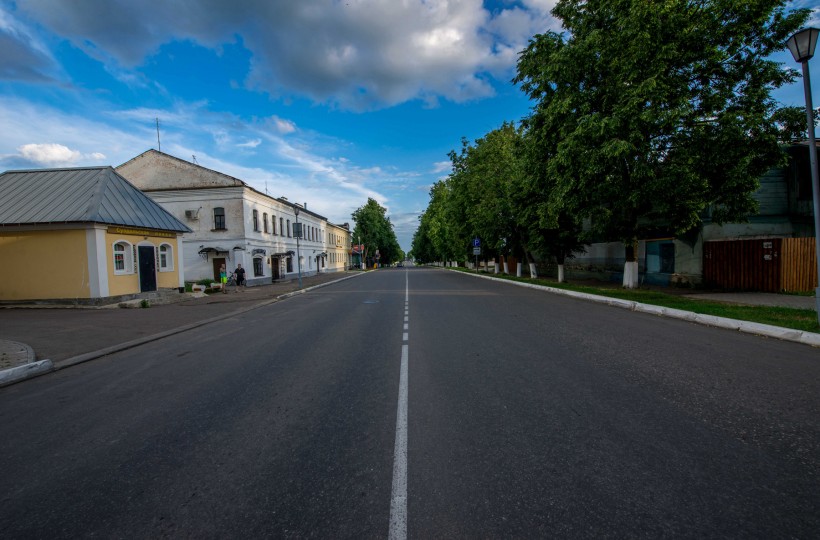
(138, 245, 157, 292)
(212, 257, 227, 281)
(271, 257, 281, 280)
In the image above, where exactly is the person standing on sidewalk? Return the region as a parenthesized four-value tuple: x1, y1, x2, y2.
(219, 264, 228, 294)
(234, 264, 246, 292)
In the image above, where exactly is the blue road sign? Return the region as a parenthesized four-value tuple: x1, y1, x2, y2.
(473, 237, 480, 247)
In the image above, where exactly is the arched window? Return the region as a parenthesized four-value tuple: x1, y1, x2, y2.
(113, 241, 134, 275)
(159, 243, 174, 271)
(213, 207, 226, 230)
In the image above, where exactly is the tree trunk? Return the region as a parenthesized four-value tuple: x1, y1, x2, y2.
(494, 262, 499, 274)
(516, 262, 522, 277)
(503, 256, 509, 274)
(622, 239, 639, 289)
(556, 253, 566, 283)
(524, 250, 537, 278)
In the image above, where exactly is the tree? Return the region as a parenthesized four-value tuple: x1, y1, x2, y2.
(515, 0, 808, 287)
(447, 124, 528, 273)
(352, 198, 401, 266)
(771, 106, 820, 143)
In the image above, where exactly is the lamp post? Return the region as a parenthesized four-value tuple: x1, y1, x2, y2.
(786, 27, 820, 324)
(294, 207, 303, 288)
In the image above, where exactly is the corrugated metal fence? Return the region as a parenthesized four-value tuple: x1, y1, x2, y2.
(703, 238, 817, 292)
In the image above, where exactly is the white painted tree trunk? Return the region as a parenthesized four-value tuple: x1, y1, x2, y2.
(494, 263, 499, 274)
(529, 263, 537, 278)
(503, 262, 509, 274)
(516, 262, 522, 277)
(557, 264, 565, 283)
(623, 261, 639, 288)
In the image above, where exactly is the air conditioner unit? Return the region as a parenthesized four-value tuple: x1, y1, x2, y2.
(185, 209, 198, 220)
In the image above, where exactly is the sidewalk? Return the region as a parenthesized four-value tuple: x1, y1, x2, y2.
(0, 271, 364, 386)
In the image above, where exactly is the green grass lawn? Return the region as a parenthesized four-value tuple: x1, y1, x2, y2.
(453, 268, 820, 333)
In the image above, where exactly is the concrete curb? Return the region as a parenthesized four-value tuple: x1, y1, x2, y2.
(454, 270, 820, 348)
(1, 272, 366, 387)
(0, 359, 54, 388)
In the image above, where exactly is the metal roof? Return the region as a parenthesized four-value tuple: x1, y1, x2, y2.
(0, 166, 191, 232)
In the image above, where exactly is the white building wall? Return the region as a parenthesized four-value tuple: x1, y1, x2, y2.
(118, 151, 338, 286)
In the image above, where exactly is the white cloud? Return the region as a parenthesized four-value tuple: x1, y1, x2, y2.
(17, 143, 80, 165)
(431, 161, 452, 174)
(271, 116, 296, 134)
(11, 0, 558, 110)
(0, 7, 60, 82)
(9, 143, 107, 167)
(237, 138, 262, 148)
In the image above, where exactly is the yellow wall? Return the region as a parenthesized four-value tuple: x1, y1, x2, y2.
(0, 228, 183, 301)
(0, 230, 91, 300)
(105, 232, 183, 296)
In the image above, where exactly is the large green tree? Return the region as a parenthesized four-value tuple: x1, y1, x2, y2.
(352, 198, 401, 266)
(515, 0, 808, 287)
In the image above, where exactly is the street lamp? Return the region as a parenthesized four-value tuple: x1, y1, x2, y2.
(786, 27, 820, 324)
(294, 206, 303, 288)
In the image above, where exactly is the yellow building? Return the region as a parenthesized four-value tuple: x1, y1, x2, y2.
(0, 167, 191, 303)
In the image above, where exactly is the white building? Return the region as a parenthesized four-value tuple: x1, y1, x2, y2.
(117, 150, 351, 286)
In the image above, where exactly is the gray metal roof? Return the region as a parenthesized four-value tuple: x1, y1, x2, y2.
(0, 166, 191, 232)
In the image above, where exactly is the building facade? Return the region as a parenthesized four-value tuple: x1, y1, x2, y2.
(117, 150, 352, 286)
(0, 167, 189, 303)
(566, 143, 818, 288)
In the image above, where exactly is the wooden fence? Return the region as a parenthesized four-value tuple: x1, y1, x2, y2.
(703, 238, 817, 292)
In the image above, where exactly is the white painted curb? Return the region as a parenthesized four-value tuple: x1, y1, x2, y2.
(453, 269, 820, 348)
(0, 359, 54, 387)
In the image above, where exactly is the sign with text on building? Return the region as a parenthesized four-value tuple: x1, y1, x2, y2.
(107, 226, 175, 238)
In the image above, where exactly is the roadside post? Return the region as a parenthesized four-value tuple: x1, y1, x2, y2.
(473, 237, 481, 273)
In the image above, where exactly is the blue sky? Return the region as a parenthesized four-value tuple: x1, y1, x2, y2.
(0, 0, 817, 251)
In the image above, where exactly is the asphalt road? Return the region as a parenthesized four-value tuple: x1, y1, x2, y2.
(1, 267, 819, 538)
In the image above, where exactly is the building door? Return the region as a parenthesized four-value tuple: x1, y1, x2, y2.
(271, 257, 281, 280)
(138, 245, 157, 292)
(212, 257, 226, 280)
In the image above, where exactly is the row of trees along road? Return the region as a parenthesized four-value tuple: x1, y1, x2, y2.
(352, 198, 403, 267)
(411, 0, 812, 288)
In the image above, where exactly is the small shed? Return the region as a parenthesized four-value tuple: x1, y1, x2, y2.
(0, 166, 191, 303)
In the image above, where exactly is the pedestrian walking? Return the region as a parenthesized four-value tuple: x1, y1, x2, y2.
(234, 264, 246, 292)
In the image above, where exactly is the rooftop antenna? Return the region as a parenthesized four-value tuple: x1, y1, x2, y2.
(156, 118, 161, 152)
(192, 155, 198, 164)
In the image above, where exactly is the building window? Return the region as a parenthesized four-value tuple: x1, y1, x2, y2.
(214, 207, 226, 230)
(253, 257, 264, 277)
(159, 243, 174, 271)
(280, 217, 284, 236)
(287, 219, 291, 237)
(272, 215, 277, 235)
(113, 241, 134, 275)
(253, 209, 259, 231)
(263, 213, 269, 233)
(287, 256, 293, 272)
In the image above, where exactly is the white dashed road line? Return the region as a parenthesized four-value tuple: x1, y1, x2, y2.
(389, 270, 410, 540)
